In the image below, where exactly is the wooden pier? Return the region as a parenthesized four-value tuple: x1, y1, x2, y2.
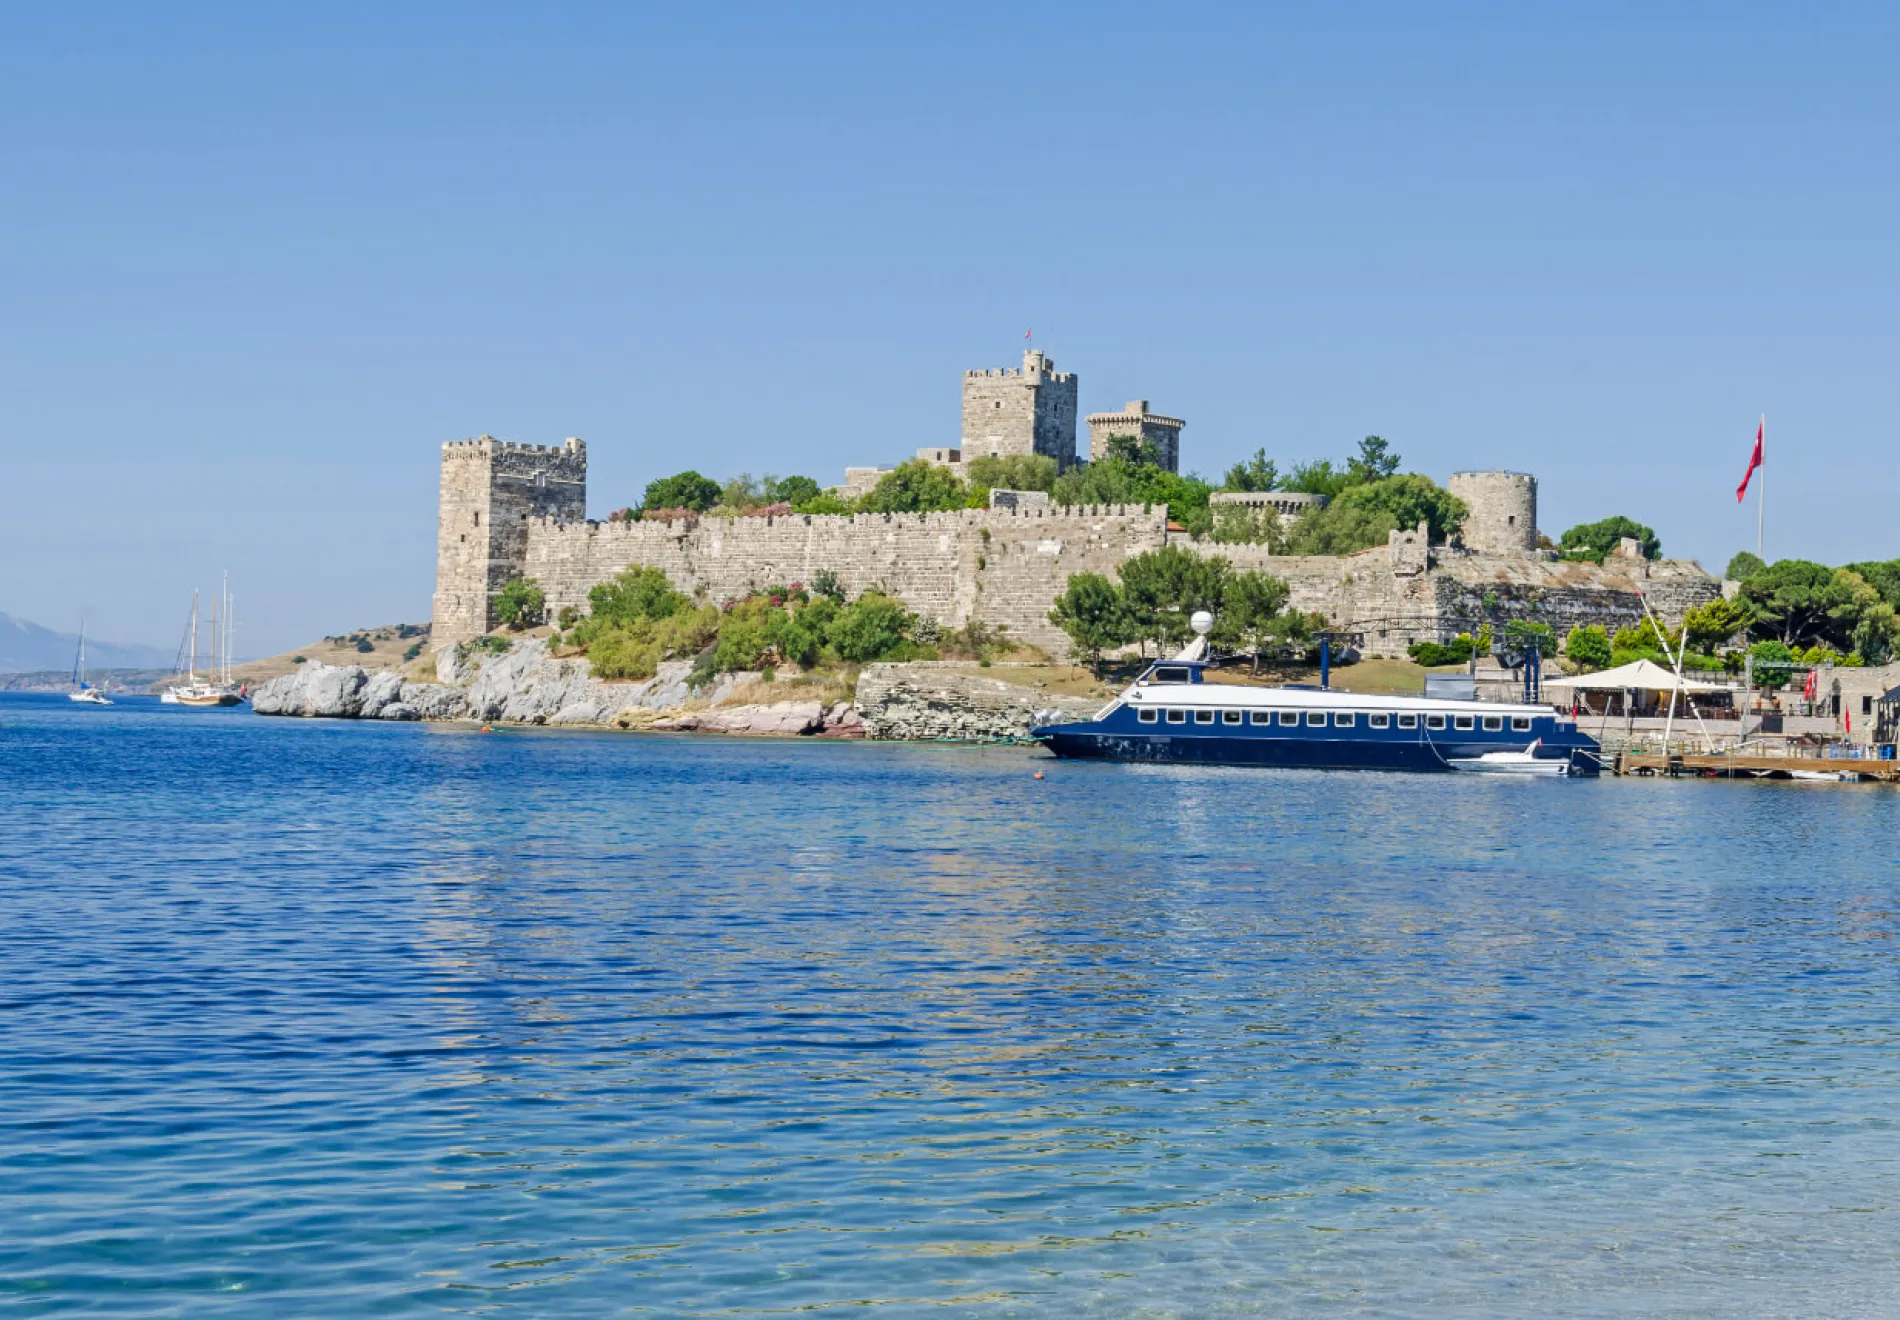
(1617, 750, 1900, 781)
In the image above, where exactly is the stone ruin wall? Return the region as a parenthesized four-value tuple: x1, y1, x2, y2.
(518, 505, 1169, 656)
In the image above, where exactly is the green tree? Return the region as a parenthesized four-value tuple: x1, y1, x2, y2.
(792, 490, 854, 514)
(1681, 598, 1754, 654)
(1735, 560, 1851, 647)
(859, 459, 968, 513)
(1104, 433, 1164, 467)
(965, 454, 1058, 494)
(1220, 448, 1280, 493)
(826, 592, 913, 662)
(1724, 550, 1766, 582)
(768, 474, 824, 506)
(642, 470, 723, 513)
(718, 473, 769, 509)
(1335, 474, 1464, 543)
(1283, 458, 1353, 499)
(1050, 458, 1217, 536)
(1564, 624, 1613, 671)
(1558, 516, 1661, 563)
(1346, 435, 1400, 484)
(587, 565, 687, 626)
(1215, 569, 1293, 674)
(1048, 573, 1130, 676)
(494, 577, 546, 630)
(1118, 545, 1229, 651)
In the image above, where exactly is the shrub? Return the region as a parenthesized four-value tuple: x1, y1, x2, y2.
(781, 595, 839, 668)
(292, 655, 307, 665)
(556, 605, 581, 629)
(859, 459, 968, 513)
(402, 642, 423, 662)
(826, 592, 912, 663)
(711, 598, 789, 672)
(495, 577, 546, 630)
(588, 565, 686, 627)
(1409, 637, 1475, 667)
(809, 569, 845, 603)
(355, 637, 376, 653)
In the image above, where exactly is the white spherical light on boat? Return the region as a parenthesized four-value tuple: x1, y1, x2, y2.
(1190, 610, 1214, 636)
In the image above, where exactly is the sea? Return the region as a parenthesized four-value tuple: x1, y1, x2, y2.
(4, 691, 1900, 1317)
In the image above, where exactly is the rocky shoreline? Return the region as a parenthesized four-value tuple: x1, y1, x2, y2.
(249, 639, 1092, 742)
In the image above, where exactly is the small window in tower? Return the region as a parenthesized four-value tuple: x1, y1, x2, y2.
(472, 511, 480, 527)
(1508, 515, 1516, 525)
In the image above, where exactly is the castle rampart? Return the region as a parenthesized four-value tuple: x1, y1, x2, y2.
(432, 433, 1718, 666)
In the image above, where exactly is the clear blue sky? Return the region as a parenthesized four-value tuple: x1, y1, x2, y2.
(3, 3, 1896, 655)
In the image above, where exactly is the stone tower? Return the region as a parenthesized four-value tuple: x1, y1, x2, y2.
(432, 436, 587, 645)
(1086, 400, 1186, 473)
(960, 348, 1080, 468)
(1446, 470, 1537, 555)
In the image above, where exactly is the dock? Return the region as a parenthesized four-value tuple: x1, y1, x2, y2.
(1617, 750, 1900, 781)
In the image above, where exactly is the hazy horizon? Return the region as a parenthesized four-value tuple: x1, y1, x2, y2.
(5, 4, 1896, 655)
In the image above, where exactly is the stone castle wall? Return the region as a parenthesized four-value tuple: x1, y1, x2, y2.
(431, 440, 1720, 665)
(434, 437, 588, 641)
(514, 504, 1168, 655)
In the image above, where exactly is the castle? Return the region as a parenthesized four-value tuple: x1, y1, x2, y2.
(432, 357, 1721, 660)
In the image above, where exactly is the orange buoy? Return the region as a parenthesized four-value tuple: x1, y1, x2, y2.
(481, 724, 493, 733)
(1033, 770, 1044, 779)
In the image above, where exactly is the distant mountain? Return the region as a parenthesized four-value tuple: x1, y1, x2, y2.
(0, 612, 179, 674)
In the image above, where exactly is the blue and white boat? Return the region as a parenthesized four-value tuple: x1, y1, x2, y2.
(1032, 640, 1600, 776)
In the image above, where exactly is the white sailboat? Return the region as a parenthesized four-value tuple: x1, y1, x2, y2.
(164, 577, 245, 707)
(67, 620, 113, 705)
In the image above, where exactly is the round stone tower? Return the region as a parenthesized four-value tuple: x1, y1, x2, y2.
(1447, 471, 1537, 555)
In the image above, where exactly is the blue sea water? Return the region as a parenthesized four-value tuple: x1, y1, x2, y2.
(3, 692, 1900, 1317)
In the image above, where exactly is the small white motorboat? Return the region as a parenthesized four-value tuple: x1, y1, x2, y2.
(1447, 739, 1568, 776)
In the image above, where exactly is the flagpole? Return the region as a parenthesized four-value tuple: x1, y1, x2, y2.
(1755, 413, 1765, 559)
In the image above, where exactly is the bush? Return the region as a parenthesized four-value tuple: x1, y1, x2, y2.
(292, 655, 307, 665)
(781, 595, 839, 668)
(588, 565, 686, 627)
(860, 459, 968, 513)
(826, 592, 912, 663)
(402, 642, 423, 662)
(1409, 637, 1475, 667)
(808, 569, 845, 603)
(711, 598, 789, 672)
(495, 577, 546, 630)
(355, 637, 376, 653)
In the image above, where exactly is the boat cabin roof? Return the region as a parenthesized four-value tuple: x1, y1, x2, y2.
(1129, 660, 1553, 717)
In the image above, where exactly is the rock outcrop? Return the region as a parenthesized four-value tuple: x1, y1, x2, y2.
(854, 664, 1100, 742)
(639, 700, 863, 737)
(252, 662, 469, 719)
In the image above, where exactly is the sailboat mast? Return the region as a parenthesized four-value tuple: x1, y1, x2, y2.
(189, 590, 200, 683)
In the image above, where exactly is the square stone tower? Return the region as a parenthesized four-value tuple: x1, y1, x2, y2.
(1086, 400, 1185, 473)
(432, 436, 587, 645)
(960, 348, 1080, 468)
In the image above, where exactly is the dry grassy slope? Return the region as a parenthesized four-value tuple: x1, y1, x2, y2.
(158, 624, 438, 689)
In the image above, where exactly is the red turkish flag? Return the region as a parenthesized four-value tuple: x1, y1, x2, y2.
(1736, 420, 1763, 502)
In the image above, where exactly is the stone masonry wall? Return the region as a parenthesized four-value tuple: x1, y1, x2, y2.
(519, 505, 1168, 656)
(434, 437, 587, 642)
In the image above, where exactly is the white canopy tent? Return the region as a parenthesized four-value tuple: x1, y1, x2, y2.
(1541, 658, 1731, 695)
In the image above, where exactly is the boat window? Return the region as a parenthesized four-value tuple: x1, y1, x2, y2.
(1512, 716, 1531, 731)
(1222, 710, 1242, 724)
(1369, 713, 1390, 729)
(1482, 716, 1502, 732)
(1250, 710, 1272, 725)
(1426, 714, 1445, 730)
(1398, 713, 1417, 729)
(1194, 709, 1215, 724)
(1306, 711, 1326, 727)
(1334, 712, 1355, 727)
(1278, 711, 1299, 727)
(1166, 709, 1186, 723)
(1153, 666, 1191, 684)
(1454, 715, 1474, 731)
(1138, 708, 1158, 724)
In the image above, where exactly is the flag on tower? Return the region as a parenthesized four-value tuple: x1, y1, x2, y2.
(1024, 328, 1032, 341)
(1736, 419, 1764, 502)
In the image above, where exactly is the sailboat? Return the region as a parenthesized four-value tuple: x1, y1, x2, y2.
(163, 576, 245, 707)
(67, 620, 114, 705)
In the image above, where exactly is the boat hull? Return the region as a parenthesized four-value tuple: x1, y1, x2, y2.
(1036, 726, 1598, 775)
(172, 693, 243, 707)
